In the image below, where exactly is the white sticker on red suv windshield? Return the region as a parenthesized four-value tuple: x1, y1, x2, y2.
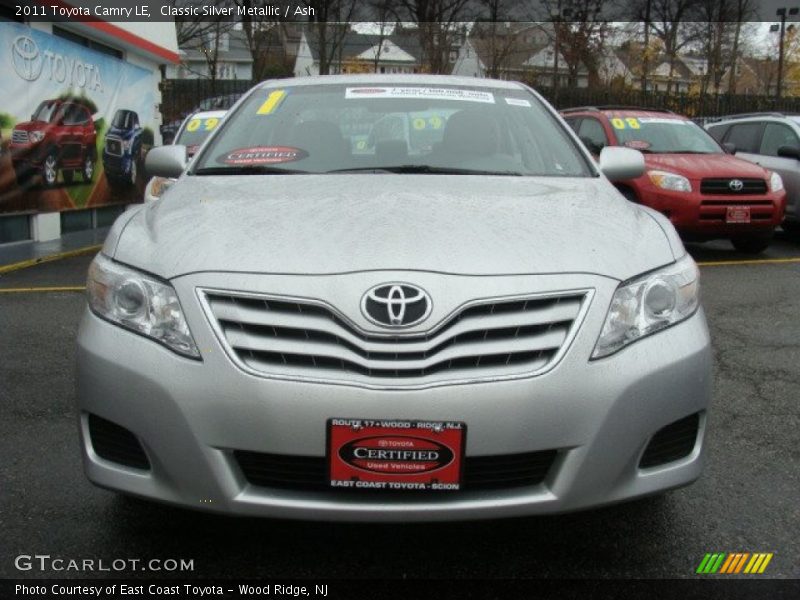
(345, 87, 495, 103)
(218, 146, 308, 165)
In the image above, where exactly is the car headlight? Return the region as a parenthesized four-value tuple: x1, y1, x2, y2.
(86, 253, 200, 358)
(770, 171, 784, 193)
(648, 170, 692, 192)
(144, 176, 174, 202)
(592, 254, 700, 359)
(29, 130, 45, 143)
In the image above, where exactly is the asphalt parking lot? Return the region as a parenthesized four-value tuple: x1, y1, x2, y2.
(1, 237, 799, 580)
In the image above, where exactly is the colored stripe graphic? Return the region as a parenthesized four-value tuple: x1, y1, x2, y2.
(697, 553, 726, 574)
(698, 553, 773, 574)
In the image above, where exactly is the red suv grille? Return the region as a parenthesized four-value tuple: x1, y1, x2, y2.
(700, 178, 767, 195)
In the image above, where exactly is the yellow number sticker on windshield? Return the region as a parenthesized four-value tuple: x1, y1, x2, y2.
(257, 90, 286, 115)
(429, 116, 442, 129)
(611, 118, 626, 129)
(626, 118, 640, 129)
(186, 118, 219, 133)
(412, 118, 426, 130)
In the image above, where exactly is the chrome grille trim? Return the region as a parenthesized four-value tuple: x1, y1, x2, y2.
(11, 130, 29, 144)
(105, 136, 123, 156)
(198, 287, 593, 390)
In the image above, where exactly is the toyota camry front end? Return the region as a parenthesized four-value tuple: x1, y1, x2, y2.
(75, 76, 712, 521)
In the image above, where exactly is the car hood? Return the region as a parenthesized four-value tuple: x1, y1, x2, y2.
(644, 153, 769, 179)
(13, 121, 48, 132)
(111, 175, 677, 280)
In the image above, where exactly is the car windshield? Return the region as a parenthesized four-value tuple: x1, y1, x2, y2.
(176, 114, 224, 155)
(112, 111, 131, 128)
(612, 115, 722, 154)
(192, 83, 592, 176)
(31, 101, 59, 123)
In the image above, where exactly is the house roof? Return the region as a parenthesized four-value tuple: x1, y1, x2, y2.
(180, 29, 252, 63)
(302, 28, 423, 64)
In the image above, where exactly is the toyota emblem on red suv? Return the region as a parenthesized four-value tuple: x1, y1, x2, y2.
(361, 283, 432, 328)
(729, 179, 744, 192)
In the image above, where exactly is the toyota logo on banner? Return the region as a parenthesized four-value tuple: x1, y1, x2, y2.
(729, 179, 744, 192)
(361, 283, 432, 328)
(11, 35, 43, 81)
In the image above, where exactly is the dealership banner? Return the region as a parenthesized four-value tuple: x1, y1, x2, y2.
(0, 20, 157, 213)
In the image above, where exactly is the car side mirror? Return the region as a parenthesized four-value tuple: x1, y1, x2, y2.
(722, 142, 736, 154)
(599, 146, 645, 181)
(145, 145, 187, 179)
(777, 145, 800, 160)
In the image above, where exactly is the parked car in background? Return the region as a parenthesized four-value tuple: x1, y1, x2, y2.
(562, 106, 786, 253)
(9, 99, 96, 187)
(706, 112, 800, 235)
(78, 75, 712, 521)
(103, 109, 143, 188)
(161, 95, 243, 144)
(144, 110, 226, 202)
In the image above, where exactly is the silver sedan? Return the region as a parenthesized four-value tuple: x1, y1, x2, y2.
(76, 76, 712, 521)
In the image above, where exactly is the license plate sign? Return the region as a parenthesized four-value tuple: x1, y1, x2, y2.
(726, 206, 751, 223)
(328, 419, 466, 491)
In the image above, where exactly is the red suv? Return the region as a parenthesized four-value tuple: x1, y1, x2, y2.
(561, 106, 786, 253)
(10, 99, 97, 187)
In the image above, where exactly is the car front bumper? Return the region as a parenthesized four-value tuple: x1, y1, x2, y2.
(75, 271, 713, 522)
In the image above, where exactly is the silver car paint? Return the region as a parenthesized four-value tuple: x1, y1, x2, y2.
(78, 75, 711, 521)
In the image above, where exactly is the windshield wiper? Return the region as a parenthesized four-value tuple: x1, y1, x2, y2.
(326, 165, 523, 176)
(193, 165, 308, 176)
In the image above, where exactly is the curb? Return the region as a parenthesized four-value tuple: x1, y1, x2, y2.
(0, 244, 102, 275)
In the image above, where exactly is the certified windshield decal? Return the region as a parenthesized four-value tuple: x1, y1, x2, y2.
(345, 87, 495, 103)
(624, 140, 652, 150)
(218, 146, 308, 165)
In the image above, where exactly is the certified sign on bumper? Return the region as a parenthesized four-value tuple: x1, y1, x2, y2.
(328, 419, 466, 491)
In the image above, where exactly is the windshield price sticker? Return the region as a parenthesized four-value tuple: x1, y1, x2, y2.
(346, 87, 495, 104)
(505, 97, 532, 107)
(328, 418, 466, 491)
(611, 117, 641, 130)
(637, 117, 687, 125)
(217, 146, 308, 165)
(186, 117, 220, 132)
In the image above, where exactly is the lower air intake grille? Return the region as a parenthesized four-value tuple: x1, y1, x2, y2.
(234, 449, 557, 492)
(88, 414, 150, 470)
(639, 413, 700, 468)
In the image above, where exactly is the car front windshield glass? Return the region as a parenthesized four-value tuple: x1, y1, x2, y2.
(612, 116, 722, 153)
(176, 115, 224, 154)
(32, 101, 59, 123)
(191, 84, 592, 176)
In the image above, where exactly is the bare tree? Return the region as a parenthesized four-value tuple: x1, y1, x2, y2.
(472, 1, 527, 79)
(646, 0, 702, 94)
(172, 0, 234, 47)
(366, 1, 396, 73)
(390, 0, 474, 74)
(726, 0, 757, 94)
(304, 0, 361, 75)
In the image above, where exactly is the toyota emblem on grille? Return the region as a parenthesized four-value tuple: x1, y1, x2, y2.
(729, 179, 744, 192)
(361, 283, 432, 328)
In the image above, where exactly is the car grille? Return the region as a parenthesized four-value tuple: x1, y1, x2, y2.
(700, 178, 767, 195)
(234, 449, 558, 492)
(639, 413, 699, 468)
(88, 414, 150, 470)
(105, 137, 122, 156)
(11, 130, 29, 144)
(202, 290, 587, 384)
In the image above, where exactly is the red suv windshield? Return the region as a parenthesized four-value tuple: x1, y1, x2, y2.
(31, 101, 60, 123)
(613, 116, 721, 154)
